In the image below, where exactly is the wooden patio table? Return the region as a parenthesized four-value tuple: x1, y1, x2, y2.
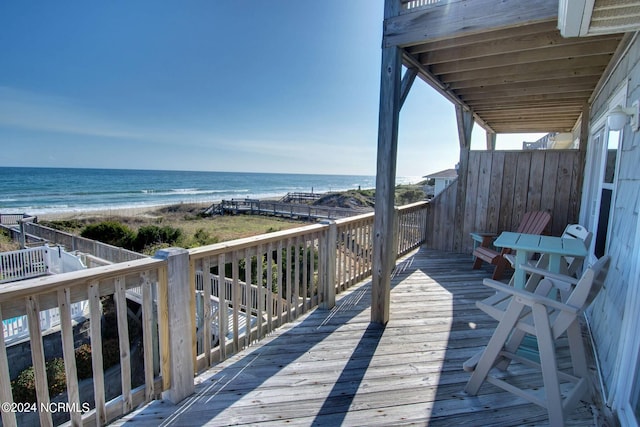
(493, 231, 589, 289)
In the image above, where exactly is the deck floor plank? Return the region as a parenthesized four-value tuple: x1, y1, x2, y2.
(110, 249, 598, 426)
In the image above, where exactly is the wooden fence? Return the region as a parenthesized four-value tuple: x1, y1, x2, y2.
(425, 150, 584, 254)
(0, 202, 428, 426)
(22, 222, 146, 263)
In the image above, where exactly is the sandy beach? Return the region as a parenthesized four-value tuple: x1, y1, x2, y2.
(36, 202, 212, 221)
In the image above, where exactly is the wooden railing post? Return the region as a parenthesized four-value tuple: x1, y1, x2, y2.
(393, 207, 400, 261)
(155, 248, 195, 404)
(320, 220, 337, 309)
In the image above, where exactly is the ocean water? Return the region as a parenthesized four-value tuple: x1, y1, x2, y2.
(0, 167, 419, 215)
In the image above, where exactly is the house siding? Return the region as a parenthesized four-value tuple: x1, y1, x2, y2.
(586, 33, 640, 402)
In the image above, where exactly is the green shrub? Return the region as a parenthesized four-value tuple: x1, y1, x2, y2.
(75, 344, 93, 379)
(81, 221, 135, 249)
(193, 228, 218, 246)
(133, 225, 182, 251)
(102, 338, 121, 369)
(11, 358, 67, 403)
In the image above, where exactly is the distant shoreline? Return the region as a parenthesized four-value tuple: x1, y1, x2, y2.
(35, 196, 281, 221)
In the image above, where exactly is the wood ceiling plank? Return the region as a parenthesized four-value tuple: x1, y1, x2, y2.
(477, 106, 584, 117)
(456, 82, 597, 100)
(437, 56, 611, 85)
(467, 93, 593, 108)
(446, 70, 605, 90)
(473, 100, 586, 111)
(420, 32, 620, 65)
(452, 75, 600, 95)
(426, 38, 621, 74)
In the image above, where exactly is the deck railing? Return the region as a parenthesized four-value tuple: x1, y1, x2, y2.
(0, 214, 32, 226)
(400, 0, 444, 13)
(0, 202, 428, 426)
(0, 257, 168, 427)
(0, 246, 49, 284)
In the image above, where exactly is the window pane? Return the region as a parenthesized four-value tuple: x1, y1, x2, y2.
(604, 130, 620, 184)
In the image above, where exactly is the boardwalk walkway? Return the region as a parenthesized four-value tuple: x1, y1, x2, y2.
(111, 249, 601, 426)
(203, 199, 370, 220)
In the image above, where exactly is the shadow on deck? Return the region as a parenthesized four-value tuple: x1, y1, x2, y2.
(111, 248, 599, 426)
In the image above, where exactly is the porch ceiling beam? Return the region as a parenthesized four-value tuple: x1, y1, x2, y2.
(488, 122, 577, 133)
(467, 93, 593, 109)
(425, 38, 622, 75)
(384, 0, 558, 48)
(418, 30, 620, 65)
(455, 79, 599, 99)
(442, 64, 608, 90)
(460, 86, 596, 102)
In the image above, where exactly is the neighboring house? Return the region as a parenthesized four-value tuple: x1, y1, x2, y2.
(372, 0, 640, 424)
(423, 168, 457, 197)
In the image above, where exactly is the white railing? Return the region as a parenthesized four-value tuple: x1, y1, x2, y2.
(0, 214, 30, 226)
(0, 246, 49, 284)
(0, 202, 429, 426)
(400, 0, 444, 11)
(2, 300, 89, 344)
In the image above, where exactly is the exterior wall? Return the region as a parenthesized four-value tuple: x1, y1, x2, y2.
(586, 33, 640, 407)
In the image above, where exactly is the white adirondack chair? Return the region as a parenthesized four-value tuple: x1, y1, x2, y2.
(463, 255, 610, 427)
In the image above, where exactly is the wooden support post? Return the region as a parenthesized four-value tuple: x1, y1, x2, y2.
(400, 67, 418, 108)
(155, 248, 195, 404)
(372, 0, 402, 325)
(453, 105, 474, 252)
(486, 131, 496, 150)
(320, 220, 337, 309)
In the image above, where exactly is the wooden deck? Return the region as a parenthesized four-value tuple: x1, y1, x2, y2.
(111, 248, 602, 426)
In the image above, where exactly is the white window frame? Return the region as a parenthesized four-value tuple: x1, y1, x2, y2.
(580, 85, 626, 264)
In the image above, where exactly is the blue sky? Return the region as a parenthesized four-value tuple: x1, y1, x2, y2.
(0, 1, 541, 178)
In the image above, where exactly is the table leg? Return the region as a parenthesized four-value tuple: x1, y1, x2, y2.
(513, 250, 529, 289)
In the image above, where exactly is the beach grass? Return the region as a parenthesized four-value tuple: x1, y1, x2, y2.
(39, 203, 305, 254)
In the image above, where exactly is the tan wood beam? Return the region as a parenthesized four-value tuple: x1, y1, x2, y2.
(438, 56, 612, 85)
(384, 0, 558, 48)
(454, 76, 600, 97)
(467, 93, 593, 108)
(459, 85, 596, 101)
(400, 67, 418, 108)
(444, 66, 608, 90)
(427, 39, 622, 75)
(372, 0, 402, 326)
(420, 33, 620, 66)
(486, 131, 496, 151)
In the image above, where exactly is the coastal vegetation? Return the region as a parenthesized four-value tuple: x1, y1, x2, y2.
(0, 229, 20, 252)
(40, 207, 302, 255)
(36, 184, 428, 255)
